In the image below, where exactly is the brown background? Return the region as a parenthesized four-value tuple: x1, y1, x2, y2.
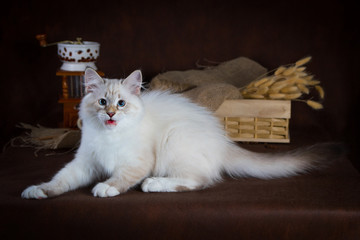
(1, 0, 359, 168)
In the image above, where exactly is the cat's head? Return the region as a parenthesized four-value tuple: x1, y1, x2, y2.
(79, 68, 144, 130)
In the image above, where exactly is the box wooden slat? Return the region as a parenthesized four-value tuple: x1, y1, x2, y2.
(215, 100, 291, 143)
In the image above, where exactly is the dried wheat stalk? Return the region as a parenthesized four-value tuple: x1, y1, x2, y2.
(240, 56, 324, 109)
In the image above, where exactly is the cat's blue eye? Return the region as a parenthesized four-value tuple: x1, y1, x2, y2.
(98, 98, 107, 106)
(118, 100, 126, 107)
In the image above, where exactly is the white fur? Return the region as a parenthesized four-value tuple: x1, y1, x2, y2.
(21, 69, 320, 199)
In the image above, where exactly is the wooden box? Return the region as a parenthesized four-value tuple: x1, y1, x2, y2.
(57, 70, 104, 128)
(214, 99, 291, 143)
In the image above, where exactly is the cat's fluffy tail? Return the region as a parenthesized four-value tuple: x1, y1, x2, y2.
(223, 142, 346, 179)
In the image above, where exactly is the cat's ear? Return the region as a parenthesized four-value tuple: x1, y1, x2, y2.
(123, 70, 142, 96)
(84, 68, 105, 93)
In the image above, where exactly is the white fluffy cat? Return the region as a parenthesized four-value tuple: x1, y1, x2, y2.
(22, 68, 340, 199)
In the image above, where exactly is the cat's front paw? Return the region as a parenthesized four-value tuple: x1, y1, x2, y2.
(21, 185, 48, 199)
(92, 183, 120, 198)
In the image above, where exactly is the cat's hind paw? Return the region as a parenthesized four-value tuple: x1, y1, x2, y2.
(142, 177, 168, 192)
(141, 177, 180, 192)
(142, 177, 200, 192)
(92, 183, 120, 198)
(21, 185, 48, 199)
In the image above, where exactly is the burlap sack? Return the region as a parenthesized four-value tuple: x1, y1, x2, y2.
(150, 57, 267, 110)
(183, 83, 240, 111)
(9, 123, 81, 154)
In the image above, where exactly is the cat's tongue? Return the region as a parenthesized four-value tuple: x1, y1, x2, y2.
(105, 120, 117, 126)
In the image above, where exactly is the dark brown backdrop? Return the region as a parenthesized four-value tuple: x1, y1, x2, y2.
(1, 0, 359, 168)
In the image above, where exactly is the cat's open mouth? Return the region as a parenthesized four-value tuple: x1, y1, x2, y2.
(105, 120, 117, 126)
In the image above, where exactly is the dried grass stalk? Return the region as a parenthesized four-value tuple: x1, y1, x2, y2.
(240, 56, 325, 110)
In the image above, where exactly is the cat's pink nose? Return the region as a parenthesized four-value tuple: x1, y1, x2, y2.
(107, 112, 115, 118)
